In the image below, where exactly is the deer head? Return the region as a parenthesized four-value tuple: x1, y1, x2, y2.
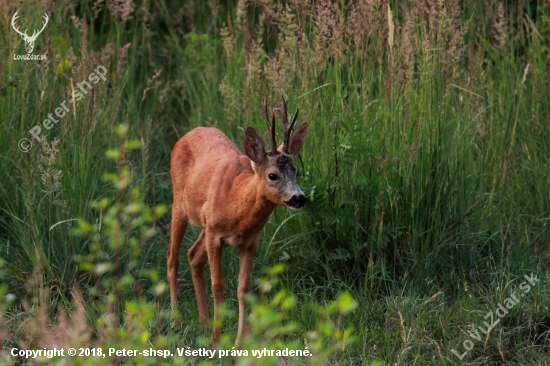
(11, 11, 49, 54)
(244, 96, 309, 209)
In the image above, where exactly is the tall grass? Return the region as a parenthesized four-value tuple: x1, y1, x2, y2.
(0, 0, 549, 364)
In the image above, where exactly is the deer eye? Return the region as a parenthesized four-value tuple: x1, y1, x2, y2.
(268, 174, 278, 181)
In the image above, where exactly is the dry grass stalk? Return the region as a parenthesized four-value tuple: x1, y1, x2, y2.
(423, 291, 443, 306)
(397, 310, 410, 344)
(387, 3, 394, 53)
(107, 0, 135, 22)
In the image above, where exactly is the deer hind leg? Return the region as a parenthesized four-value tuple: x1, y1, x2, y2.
(205, 231, 224, 342)
(235, 242, 257, 348)
(187, 231, 209, 330)
(167, 202, 188, 321)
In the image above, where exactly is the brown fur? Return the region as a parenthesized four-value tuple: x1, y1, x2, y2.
(167, 123, 307, 346)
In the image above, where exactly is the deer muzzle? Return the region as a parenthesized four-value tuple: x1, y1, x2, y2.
(285, 194, 306, 209)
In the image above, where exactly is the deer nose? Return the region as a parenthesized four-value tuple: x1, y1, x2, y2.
(287, 194, 306, 209)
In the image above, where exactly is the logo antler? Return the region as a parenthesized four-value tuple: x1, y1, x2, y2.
(11, 11, 49, 54)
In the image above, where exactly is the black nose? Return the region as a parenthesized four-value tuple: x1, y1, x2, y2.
(287, 194, 306, 208)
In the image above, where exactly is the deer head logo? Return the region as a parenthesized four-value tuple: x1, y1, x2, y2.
(11, 11, 49, 54)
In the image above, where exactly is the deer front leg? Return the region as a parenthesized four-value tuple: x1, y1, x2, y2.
(167, 205, 188, 324)
(235, 242, 257, 348)
(188, 231, 209, 330)
(205, 232, 224, 342)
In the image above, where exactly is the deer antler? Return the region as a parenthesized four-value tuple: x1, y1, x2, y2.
(264, 98, 278, 155)
(274, 95, 299, 154)
(11, 12, 48, 41)
(11, 11, 28, 38)
(28, 13, 49, 41)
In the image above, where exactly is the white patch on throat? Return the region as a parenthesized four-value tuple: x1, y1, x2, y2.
(250, 160, 258, 173)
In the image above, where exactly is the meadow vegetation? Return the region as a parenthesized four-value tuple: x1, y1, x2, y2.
(0, 0, 549, 364)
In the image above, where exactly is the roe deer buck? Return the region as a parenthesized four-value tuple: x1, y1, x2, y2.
(167, 97, 309, 345)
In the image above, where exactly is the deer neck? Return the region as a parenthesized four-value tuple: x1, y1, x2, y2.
(233, 173, 277, 227)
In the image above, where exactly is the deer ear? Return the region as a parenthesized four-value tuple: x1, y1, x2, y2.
(244, 127, 266, 164)
(286, 122, 309, 156)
